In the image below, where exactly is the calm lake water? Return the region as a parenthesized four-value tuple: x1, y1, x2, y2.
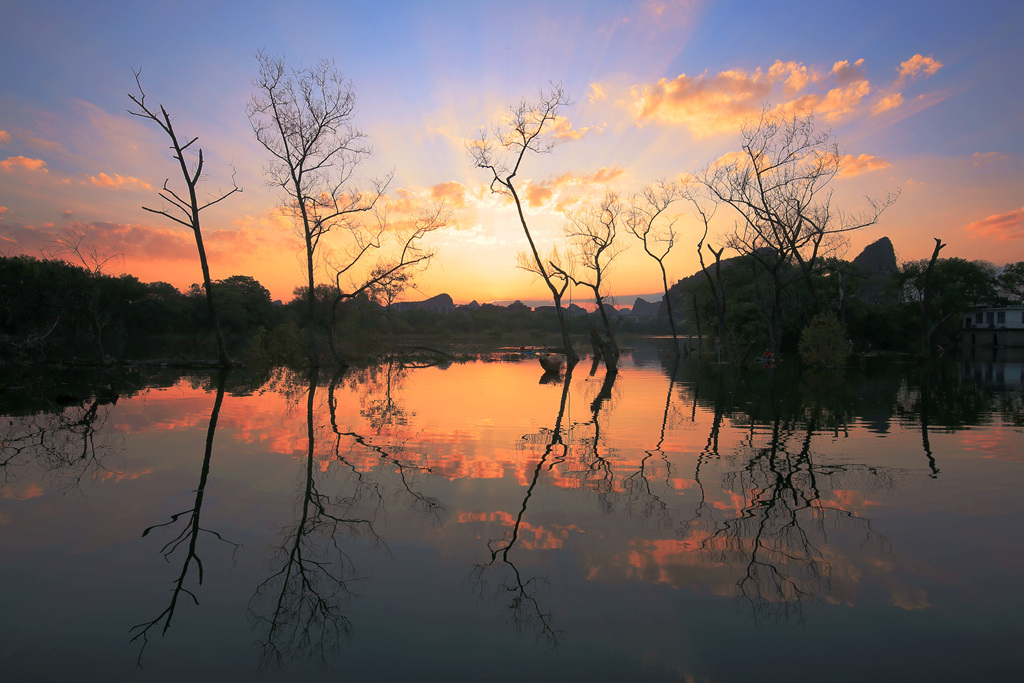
(2, 342, 1022, 682)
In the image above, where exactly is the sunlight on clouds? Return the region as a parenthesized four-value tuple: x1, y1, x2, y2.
(899, 54, 943, 81)
(971, 151, 1010, 165)
(550, 114, 593, 140)
(768, 60, 812, 92)
(0, 129, 11, 145)
(832, 58, 866, 84)
(787, 78, 870, 122)
(837, 153, 892, 178)
(588, 83, 607, 103)
(872, 92, 905, 114)
(629, 67, 774, 137)
(627, 52, 947, 136)
(525, 181, 554, 207)
(964, 207, 1024, 241)
(0, 155, 48, 173)
(430, 181, 468, 208)
(88, 172, 153, 191)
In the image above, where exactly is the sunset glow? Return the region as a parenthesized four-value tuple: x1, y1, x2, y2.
(1, 1, 1021, 303)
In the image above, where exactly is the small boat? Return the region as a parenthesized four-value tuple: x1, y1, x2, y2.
(538, 353, 564, 373)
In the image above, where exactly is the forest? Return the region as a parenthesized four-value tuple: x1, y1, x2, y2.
(2, 248, 1020, 368)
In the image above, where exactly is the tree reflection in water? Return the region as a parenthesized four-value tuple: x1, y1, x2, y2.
(683, 367, 900, 625)
(470, 366, 577, 648)
(131, 371, 239, 665)
(250, 364, 448, 667)
(0, 386, 123, 494)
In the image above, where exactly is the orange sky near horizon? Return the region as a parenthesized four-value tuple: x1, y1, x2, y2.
(1, 1, 1022, 304)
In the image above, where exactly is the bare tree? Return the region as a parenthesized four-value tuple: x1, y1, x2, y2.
(45, 223, 124, 276)
(469, 84, 580, 365)
(248, 51, 388, 367)
(627, 180, 684, 355)
(325, 202, 446, 364)
(129, 70, 240, 367)
(128, 71, 239, 367)
(561, 192, 625, 370)
(699, 109, 898, 352)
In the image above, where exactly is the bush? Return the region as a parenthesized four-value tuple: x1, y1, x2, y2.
(799, 313, 850, 368)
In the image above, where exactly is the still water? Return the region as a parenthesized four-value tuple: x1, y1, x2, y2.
(2, 344, 1022, 682)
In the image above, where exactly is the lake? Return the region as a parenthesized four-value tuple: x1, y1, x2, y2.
(1, 342, 1022, 682)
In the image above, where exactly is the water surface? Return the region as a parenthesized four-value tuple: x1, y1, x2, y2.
(1, 346, 1021, 682)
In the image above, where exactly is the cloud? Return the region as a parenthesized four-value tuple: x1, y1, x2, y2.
(549, 115, 592, 141)
(625, 52, 947, 136)
(628, 66, 776, 137)
(0, 130, 10, 145)
(430, 181, 468, 208)
(837, 153, 892, 177)
(88, 172, 153, 191)
(964, 207, 1024, 241)
(0, 155, 48, 173)
(899, 54, 943, 81)
(971, 151, 1010, 165)
(832, 58, 867, 84)
(524, 182, 554, 207)
(588, 83, 607, 103)
(872, 92, 905, 114)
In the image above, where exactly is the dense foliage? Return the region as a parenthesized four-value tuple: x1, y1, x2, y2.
(1, 253, 1019, 367)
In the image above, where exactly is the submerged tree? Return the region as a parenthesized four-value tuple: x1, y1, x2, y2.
(324, 202, 445, 364)
(561, 192, 625, 370)
(470, 83, 580, 365)
(248, 51, 388, 366)
(129, 69, 240, 367)
(699, 109, 898, 352)
(627, 180, 684, 355)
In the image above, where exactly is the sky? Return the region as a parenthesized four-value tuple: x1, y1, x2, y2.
(1, 0, 1022, 305)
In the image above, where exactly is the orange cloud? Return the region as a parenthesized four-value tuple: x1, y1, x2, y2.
(88, 172, 152, 191)
(588, 83, 607, 103)
(837, 153, 892, 177)
(0, 130, 11, 145)
(964, 207, 1024, 241)
(430, 180, 468, 208)
(626, 52, 948, 135)
(549, 114, 591, 140)
(899, 54, 943, 80)
(832, 58, 866, 84)
(972, 151, 1009, 165)
(0, 155, 48, 173)
(788, 77, 870, 121)
(520, 166, 626, 209)
(525, 182, 554, 207)
(872, 92, 904, 114)
(629, 67, 775, 137)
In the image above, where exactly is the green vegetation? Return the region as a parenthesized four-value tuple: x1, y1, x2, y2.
(799, 313, 850, 368)
(2, 252, 1019, 368)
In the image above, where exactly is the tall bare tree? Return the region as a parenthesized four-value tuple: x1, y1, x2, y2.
(560, 192, 625, 370)
(469, 84, 580, 365)
(248, 51, 388, 366)
(699, 109, 898, 352)
(627, 180, 684, 355)
(129, 70, 240, 367)
(325, 202, 446, 364)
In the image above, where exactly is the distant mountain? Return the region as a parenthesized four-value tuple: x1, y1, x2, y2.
(630, 297, 662, 319)
(392, 293, 455, 313)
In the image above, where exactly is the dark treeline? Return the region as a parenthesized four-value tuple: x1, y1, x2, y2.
(0, 253, 659, 366)
(1, 251, 1020, 367)
(668, 244, 1023, 363)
